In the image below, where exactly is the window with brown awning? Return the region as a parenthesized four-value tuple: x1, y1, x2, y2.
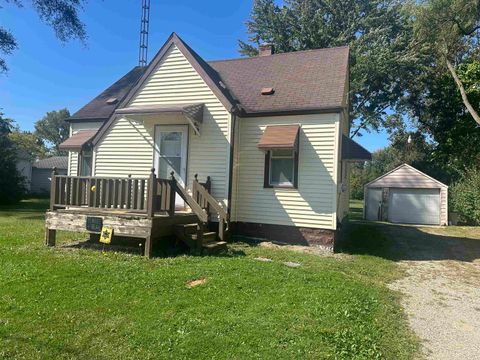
(258, 124, 300, 150)
(58, 130, 98, 151)
(258, 124, 300, 188)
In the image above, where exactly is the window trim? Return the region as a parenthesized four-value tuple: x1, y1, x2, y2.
(264, 147, 299, 189)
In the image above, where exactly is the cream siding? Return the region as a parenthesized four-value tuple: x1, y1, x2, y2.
(232, 113, 340, 229)
(94, 44, 231, 204)
(67, 121, 103, 176)
(366, 164, 448, 225)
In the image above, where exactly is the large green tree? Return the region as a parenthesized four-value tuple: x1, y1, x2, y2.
(34, 108, 70, 155)
(239, 0, 419, 137)
(9, 129, 47, 160)
(0, 0, 87, 73)
(413, 0, 480, 125)
(0, 114, 25, 204)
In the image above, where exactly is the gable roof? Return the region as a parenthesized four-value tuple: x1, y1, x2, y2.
(365, 164, 448, 189)
(33, 156, 68, 170)
(69, 66, 146, 121)
(209, 46, 349, 115)
(118, 32, 238, 113)
(72, 33, 349, 126)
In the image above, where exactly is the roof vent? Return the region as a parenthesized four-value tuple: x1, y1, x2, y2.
(261, 87, 275, 95)
(259, 43, 274, 56)
(106, 97, 118, 105)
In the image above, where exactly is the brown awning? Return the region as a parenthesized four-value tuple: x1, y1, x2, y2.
(258, 124, 300, 150)
(59, 130, 98, 151)
(114, 103, 204, 135)
(341, 135, 372, 161)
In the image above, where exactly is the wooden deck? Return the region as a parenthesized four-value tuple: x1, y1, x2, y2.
(45, 169, 229, 257)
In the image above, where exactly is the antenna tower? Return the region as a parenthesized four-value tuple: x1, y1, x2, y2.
(138, 0, 151, 67)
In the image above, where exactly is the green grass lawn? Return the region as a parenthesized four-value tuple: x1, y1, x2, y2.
(0, 199, 417, 359)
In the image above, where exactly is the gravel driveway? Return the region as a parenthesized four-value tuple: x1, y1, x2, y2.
(380, 224, 480, 360)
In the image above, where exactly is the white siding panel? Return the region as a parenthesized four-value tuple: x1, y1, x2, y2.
(68, 151, 78, 176)
(232, 114, 339, 229)
(94, 44, 231, 203)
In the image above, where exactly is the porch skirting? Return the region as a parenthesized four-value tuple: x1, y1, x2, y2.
(231, 222, 336, 250)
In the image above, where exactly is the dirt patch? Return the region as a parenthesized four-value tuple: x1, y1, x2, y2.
(186, 278, 207, 288)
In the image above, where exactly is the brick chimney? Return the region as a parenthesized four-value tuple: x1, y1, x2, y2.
(259, 43, 274, 56)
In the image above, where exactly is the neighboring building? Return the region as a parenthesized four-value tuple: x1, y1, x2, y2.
(31, 157, 68, 195)
(57, 33, 371, 250)
(364, 164, 448, 226)
(15, 150, 32, 192)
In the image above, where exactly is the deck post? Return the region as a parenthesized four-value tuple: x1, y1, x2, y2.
(147, 168, 157, 218)
(169, 171, 176, 217)
(144, 235, 153, 258)
(45, 228, 56, 246)
(49, 167, 57, 210)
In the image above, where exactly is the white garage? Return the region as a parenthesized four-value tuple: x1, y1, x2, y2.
(364, 164, 448, 225)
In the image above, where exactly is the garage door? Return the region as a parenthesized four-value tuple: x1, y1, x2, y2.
(388, 188, 440, 225)
(366, 188, 383, 221)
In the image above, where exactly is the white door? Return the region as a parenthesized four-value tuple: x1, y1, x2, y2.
(366, 188, 383, 221)
(154, 125, 188, 207)
(388, 188, 440, 225)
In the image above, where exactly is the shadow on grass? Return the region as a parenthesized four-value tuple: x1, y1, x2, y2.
(60, 237, 246, 259)
(0, 198, 49, 212)
(338, 220, 480, 263)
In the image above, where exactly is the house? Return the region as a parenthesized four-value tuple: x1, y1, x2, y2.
(364, 164, 448, 225)
(46, 33, 371, 256)
(31, 157, 68, 195)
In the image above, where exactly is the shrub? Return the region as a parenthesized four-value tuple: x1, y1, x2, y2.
(450, 167, 480, 225)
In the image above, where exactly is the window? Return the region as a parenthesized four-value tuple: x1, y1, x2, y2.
(264, 148, 299, 188)
(79, 150, 93, 176)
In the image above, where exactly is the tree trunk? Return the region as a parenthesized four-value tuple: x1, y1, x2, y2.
(446, 58, 480, 126)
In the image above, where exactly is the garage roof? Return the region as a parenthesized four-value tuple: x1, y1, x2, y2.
(365, 164, 448, 189)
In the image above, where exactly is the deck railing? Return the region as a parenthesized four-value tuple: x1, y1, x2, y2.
(49, 168, 229, 240)
(50, 173, 151, 212)
(48, 168, 226, 233)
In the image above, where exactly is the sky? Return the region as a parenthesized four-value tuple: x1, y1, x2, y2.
(0, 0, 389, 152)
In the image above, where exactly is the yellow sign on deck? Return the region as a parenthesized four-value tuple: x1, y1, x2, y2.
(100, 226, 113, 244)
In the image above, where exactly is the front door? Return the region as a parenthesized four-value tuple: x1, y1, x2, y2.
(154, 125, 188, 207)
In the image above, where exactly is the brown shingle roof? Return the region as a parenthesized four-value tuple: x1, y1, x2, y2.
(342, 135, 372, 161)
(69, 67, 146, 121)
(71, 35, 349, 122)
(208, 46, 349, 115)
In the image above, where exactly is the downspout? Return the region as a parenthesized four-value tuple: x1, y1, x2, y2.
(226, 112, 237, 218)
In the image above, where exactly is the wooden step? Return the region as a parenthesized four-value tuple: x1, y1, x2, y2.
(202, 241, 227, 254)
(191, 232, 217, 243)
(174, 223, 198, 235)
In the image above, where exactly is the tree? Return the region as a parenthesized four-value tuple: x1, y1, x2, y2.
(0, 0, 88, 73)
(0, 114, 26, 204)
(239, 0, 420, 137)
(413, 0, 480, 125)
(9, 129, 47, 160)
(34, 108, 70, 155)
